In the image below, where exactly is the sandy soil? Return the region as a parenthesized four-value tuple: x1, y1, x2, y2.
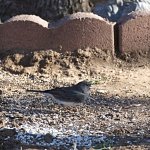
(0, 48, 150, 150)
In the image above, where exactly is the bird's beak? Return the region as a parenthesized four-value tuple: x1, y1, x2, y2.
(88, 81, 93, 86)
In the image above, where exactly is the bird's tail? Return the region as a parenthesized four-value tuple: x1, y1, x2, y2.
(89, 96, 95, 101)
(26, 89, 45, 93)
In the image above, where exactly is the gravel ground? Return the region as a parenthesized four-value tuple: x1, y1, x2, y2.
(0, 49, 150, 150)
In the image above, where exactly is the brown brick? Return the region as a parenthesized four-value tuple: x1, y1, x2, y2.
(119, 11, 150, 57)
(0, 13, 115, 55)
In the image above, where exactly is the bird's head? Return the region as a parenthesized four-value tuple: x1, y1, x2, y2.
(76, 80, 92, 93)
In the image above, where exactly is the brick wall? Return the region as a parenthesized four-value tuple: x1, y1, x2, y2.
(0, 13, 114, 55)
(119, 11, 150, 57)
(0, 11, 150, 60)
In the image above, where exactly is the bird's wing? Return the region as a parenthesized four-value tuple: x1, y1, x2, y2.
(43, 87, 69, 95)
(26, 86, 91, 103)
(26, 89, 45, 93)
(47, 88, 86, 103)
(26, 86, 69, 94)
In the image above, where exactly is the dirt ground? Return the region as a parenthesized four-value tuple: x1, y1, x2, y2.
(0, 48, 150, 150)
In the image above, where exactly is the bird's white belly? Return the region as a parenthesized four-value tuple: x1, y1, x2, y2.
(43, 93, 80, 106)
(55, 99, 78, 106)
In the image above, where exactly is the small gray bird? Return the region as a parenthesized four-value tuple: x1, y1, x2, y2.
(27, 81, 92, 106)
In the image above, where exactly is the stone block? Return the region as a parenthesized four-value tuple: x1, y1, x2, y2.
(119, 11, 150, 59)
(0, 13, 115, 55)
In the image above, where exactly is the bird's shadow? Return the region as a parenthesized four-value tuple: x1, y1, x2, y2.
(89, 94, 150, 108)
(0, 94, 150, 149)
(0, 128, 150, 150)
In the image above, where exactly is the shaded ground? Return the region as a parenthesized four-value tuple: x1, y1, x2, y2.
(0, 48, 150, 150)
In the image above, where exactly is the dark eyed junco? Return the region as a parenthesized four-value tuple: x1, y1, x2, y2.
(27, 81, 92, 106)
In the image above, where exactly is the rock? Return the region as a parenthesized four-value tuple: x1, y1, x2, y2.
(43, 133, 53, 143)
(93, 0, 150, 22)
(0, 89, 2, 95)
(93, 0, 124, 22)
(122, 0, 150, 16)
(0, 128, 17, 139)
(0, 0, 92, 22)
